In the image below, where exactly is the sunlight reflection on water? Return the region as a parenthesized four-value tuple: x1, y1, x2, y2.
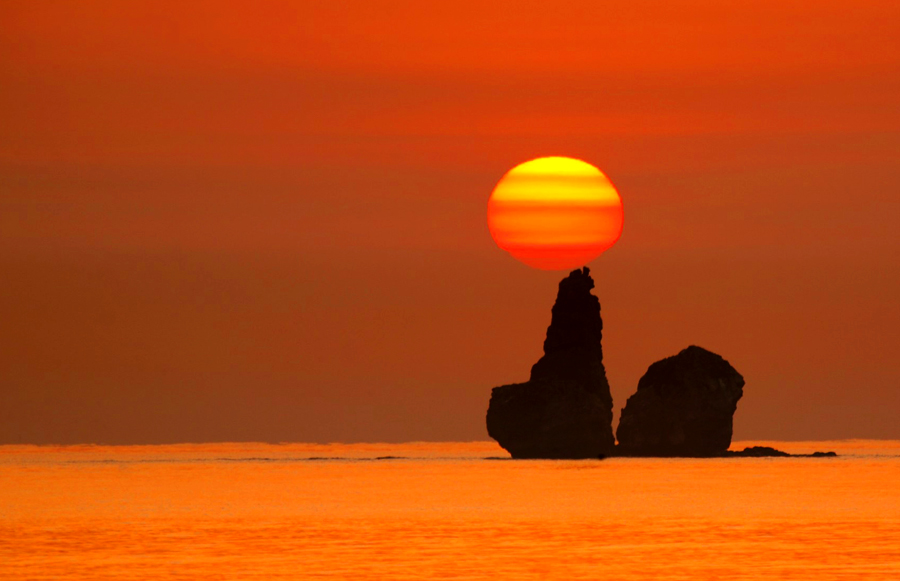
(1, 441, 898, 580)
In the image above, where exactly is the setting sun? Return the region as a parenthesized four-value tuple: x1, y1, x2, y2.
(487, 157, 624, 270)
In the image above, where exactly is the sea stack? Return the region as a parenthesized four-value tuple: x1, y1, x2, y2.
(616, 346, 744, 457)
(486, 267, 616, 459)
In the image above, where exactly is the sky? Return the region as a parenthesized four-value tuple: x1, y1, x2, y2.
(1, 0, 899, 444)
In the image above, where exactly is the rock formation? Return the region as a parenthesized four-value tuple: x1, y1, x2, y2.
(615, 346, 745, 457)
(486, 267, 615, 459)
(726, 446, 789, 457)
(485, 274, 836, 459)
(725, 446, 837, 458)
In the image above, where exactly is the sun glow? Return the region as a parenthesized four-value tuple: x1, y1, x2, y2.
(487, 157, 624, 270)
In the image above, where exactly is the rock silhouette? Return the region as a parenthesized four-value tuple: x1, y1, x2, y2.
(727, 446, 789, 457)
(486, 267, 615, 459)
(725, 446, 837, 458)
(486, 272, 836, 459)
(616, 346, 745, 457)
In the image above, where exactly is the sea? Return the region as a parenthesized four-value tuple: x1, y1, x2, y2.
(2, 440, 898, 580)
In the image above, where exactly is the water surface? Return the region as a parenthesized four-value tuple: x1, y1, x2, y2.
(2, 440, 898, 579)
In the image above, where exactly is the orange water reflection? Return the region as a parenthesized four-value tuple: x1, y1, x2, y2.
(2, 441, 898, 579)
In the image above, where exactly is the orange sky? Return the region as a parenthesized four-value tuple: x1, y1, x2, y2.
(1, 0, 899, 444)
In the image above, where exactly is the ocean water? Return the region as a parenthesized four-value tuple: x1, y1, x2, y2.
(1, 440, 899, 580)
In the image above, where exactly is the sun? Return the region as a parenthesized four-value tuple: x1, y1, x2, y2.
(487, 156, 624, 270)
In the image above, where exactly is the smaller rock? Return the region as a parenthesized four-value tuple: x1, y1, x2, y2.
(616, 346, 745, 457)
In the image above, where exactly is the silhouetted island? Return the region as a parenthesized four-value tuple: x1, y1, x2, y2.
(486, 268, 837, 459)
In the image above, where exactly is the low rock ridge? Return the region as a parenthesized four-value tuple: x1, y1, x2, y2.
(724, 446, 837, 458)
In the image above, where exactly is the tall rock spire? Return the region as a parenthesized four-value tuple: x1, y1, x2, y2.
(486, 267, 615, 458)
